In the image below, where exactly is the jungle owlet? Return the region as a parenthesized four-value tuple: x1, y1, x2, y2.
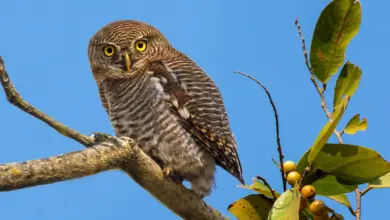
(88, 20, 243, 197)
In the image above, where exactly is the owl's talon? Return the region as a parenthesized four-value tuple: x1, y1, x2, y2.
(163, 167, 173, 178)
(162, 167, 183, 184)
(91, 132, 113, 145)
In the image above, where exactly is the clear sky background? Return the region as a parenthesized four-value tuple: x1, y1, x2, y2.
(0, 0, 388, 219)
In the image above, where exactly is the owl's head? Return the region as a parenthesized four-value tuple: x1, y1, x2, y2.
(88, 20, 173, 83)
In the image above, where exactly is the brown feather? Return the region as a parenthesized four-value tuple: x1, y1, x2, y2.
(147, 61, 244, 184)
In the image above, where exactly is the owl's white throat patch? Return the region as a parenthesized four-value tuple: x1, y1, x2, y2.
(151, 77, 165, 95)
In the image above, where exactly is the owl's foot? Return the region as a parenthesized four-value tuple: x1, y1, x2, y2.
(163, 167, 173, 177)
(162, 167, 183, 184)
(90, 132, 113, 145)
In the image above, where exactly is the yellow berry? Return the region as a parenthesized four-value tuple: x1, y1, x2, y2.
(301, 185, 316, 200)
(283, 160, 296, 173)
(286, 171, 301, 185)
(310, 200, 327, 216)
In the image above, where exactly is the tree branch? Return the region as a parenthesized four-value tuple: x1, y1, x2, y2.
(0, 138, 129, 191)
(294, 18, 358, 219)
(0, 58, 94, 147)
(355, 189, 362, 220)
(0, 57, 228, 220)
(234, 71, 286, 191)
(360, 187, 372, 197)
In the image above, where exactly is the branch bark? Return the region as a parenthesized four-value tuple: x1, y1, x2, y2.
(0, 138, 129, 191)
(0, 57, 227, 220)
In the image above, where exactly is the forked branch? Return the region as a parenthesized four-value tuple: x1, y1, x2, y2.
(294, 17, 359, 219)
(0, 57, 227, 220)
(0, 59, 94, 147)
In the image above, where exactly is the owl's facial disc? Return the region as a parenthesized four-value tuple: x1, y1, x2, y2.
(89, 20, 173, 82)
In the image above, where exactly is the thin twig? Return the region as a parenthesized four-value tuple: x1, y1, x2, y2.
(256, 176, 277, 201)
(294, 18, 359, 219)
(0, 58, 94, 147)
(348, 206, 357, 217)
(360, 187, 372, 197)
(272, 158, 280, 167)
(355, 189, 361, 219)
(294, 18, 332, 120)
(235, 71, 286, 191)
(299, 166, 311, 187)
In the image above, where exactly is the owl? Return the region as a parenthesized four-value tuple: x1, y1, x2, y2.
(88, 20, 243, 197)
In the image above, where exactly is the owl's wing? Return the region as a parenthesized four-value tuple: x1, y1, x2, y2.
(147, 59, 244, 184)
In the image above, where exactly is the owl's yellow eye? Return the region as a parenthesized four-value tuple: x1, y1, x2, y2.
(135, 40, 147, 52)
(103, 46, 116, 57)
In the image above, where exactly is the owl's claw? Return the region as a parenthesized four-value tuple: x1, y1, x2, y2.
(162, 167, 183, 184)
(90, 132, 113, 145)
(163, 167, 173, 178)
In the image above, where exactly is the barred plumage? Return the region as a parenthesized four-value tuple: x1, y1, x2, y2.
(88, 20, 243, 197)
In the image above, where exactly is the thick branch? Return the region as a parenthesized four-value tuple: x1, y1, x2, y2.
(118, 138, 228, 220)
(0, 57, 227, 220)
(0, 137, 226, 219)
(0, 139, 126, 191)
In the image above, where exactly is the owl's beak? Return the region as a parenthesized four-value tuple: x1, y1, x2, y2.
(124, 53, 132, 72)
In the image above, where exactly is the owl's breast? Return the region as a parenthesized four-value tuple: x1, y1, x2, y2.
(103, 73, 183, 153)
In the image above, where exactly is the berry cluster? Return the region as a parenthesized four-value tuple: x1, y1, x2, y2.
(283, 161, 329, 219)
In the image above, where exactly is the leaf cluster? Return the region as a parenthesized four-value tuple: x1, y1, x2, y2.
(228, 0, 390, 219)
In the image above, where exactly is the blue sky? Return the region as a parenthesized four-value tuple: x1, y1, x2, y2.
(0, 0, 388, 219)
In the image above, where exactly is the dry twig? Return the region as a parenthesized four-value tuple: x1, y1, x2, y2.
(360, 187, 372, 197)
(0, 61, 94, 147)
(235, 71, 286, 191)
(294, 17, 359, 219)
(256, 176, 278, 201)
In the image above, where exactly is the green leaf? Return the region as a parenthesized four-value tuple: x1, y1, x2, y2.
(237, 178, 281, 199)
(369, 172, 390, 188)
(228, 194, 273, 220)
(296, 148, 310, 175)
(298, 144, 389, 194)
(267, 187, 300, 220)
(308, 98, 348, 165)
(328, 194, 352, 208)
(344, 114, 368, 135)
(333, 62, 362, 107)
(312, 143, 390, 185)
(312, 175, 357, 195)
(310, 0, 362, 83)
